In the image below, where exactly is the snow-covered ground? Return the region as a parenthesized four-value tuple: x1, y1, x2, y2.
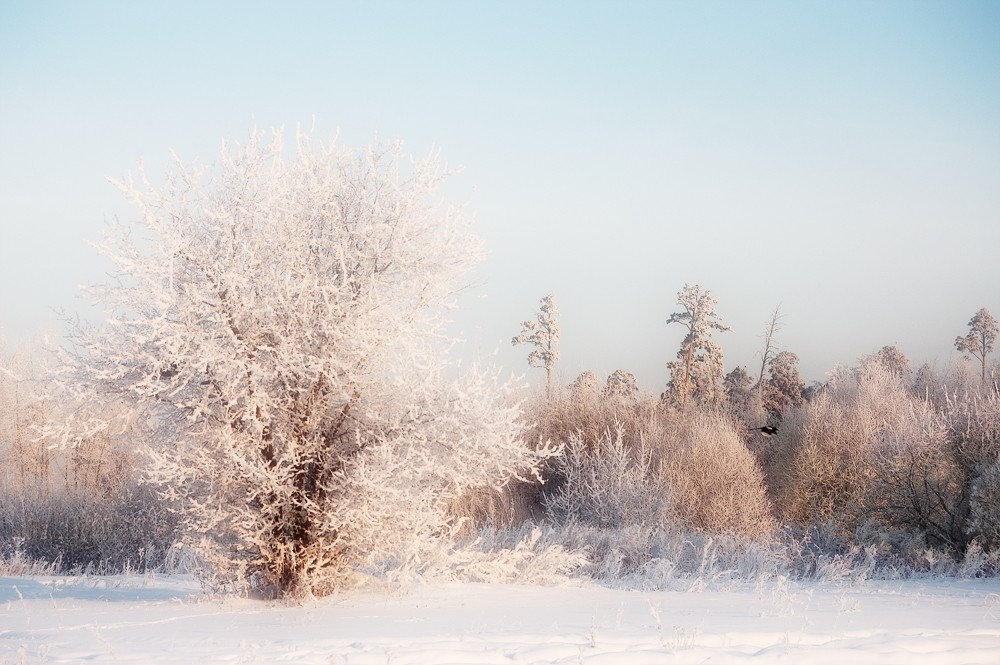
(3, 575, 1000, 664)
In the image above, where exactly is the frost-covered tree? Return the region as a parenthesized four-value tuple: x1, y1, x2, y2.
(603, 369, 638, 401)
(881, 345, 910, 377)
(754, 305, 783, 396)
(955, 308, 997, 386)
(55, 128, 555, 598)
(664, 284, 729, 406)
(512, 294, 560, 400)
(863, 345, 911, 379)
(568, 371, 600, 401)
(762, 350, 805, 415)
(723, 366, 753, 411)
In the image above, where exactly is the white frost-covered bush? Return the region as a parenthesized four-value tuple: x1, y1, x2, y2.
(55, 128, 556, 598)
(543, 424, 673, 529)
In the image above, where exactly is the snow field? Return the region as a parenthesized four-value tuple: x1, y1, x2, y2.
(3, 576, 1000, 664)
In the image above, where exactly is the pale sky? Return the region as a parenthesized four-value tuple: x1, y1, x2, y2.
(2, 0, 998, 392)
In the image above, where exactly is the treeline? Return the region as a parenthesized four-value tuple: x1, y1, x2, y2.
(493, 289, 1000, 579)
(3, 312, 1000, 582)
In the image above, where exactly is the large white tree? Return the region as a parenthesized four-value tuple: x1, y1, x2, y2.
(56, 128, 555, 598)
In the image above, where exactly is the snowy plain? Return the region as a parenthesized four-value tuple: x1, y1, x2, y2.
(3, 575, 1000, 664)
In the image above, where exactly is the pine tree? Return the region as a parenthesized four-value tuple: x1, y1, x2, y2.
(955, 308, 998, 386)
(664, 284, 729, 405)
(762, 350, 805, 415)
(512, 294, 560, 400)
(568, 371, 600, 400)
(724, 366, 754, 411)
(861, 345, 910, 380)
(603, 369, 639, 401)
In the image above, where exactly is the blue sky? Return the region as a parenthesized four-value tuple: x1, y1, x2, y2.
(2, 0, 999, 391)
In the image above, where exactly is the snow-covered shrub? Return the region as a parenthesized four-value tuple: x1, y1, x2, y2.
(849, 369, 976, 555)
(53, 128, 556, 598)
(955, 540, 1000, 578)
(767, 365, 907, 533)
(0, 486, 176, 573)
(652, 409, 776, 538)
(543, 423, 672, 529)
(769, 362, 997, 559)
(0, 544, 61, 576)
(513, 523, 820, 590)
(524, 396, 587, 459)
(520, 385, 659, 484)
(970, 460, 1000, 550)
(867, 367, 1000, 558)
(950, 394, 1000, 551)
(447, 482, 542, 535)
(406, 524, 587, 586)
(1, 341, 175, 573)
(0, 341, 49, 499)
(453, 382, 663, 533)
(540, 405, 773, 538)
(870, 425, 971, 554)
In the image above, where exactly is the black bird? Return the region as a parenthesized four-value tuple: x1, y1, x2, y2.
(750, 425, 778, 436)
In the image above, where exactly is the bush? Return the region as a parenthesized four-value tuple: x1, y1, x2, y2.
(653, 409, 776, 538)
(542, 423, 672, 528)
(970, 460, 1000, 550)
(768, 365, 919, 534)
(767, 362, 1000, 559)
(1, 340, 175, 573)
(0, 485, 177, 573)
